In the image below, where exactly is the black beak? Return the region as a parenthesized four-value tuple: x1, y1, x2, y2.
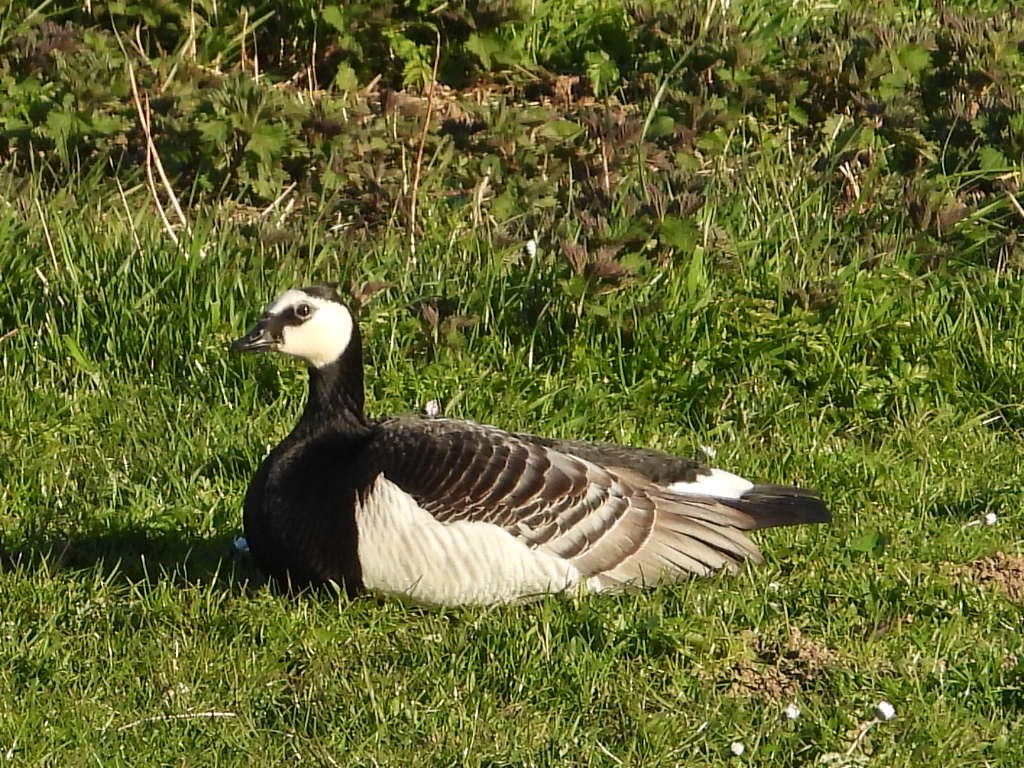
(230, 318, 277, 353)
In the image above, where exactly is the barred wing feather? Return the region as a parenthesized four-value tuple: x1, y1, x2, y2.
(366, 417, 772, 589)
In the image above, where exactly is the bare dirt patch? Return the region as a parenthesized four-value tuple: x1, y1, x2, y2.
(726, 627, 840, 700)
(952, 551, 1024, 603)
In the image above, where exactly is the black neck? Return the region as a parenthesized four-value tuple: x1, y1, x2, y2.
(297, 327, 370, 435)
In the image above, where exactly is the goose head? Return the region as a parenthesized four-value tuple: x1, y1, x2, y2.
(231, 284, 356, 370)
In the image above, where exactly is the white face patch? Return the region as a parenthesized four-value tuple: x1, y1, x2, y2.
(267, 289, 354, 369)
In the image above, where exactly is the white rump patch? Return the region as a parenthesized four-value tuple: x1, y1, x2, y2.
(268, 289, 353, 369)
(355, 475, 583, 606)
(667, 468, 754, 500)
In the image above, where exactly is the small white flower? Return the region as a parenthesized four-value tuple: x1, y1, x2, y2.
(768, 581, 781, 592)
(525, 239, 538, 259)
(874, 700, 896, 721)
(233, 536, 250, 554)
(962, 512, 998, 530)
(782, 702, 801, 721)
(424, 399, 441, 417)
(729, 741, 745, 757)
(699, 444, 717, 459)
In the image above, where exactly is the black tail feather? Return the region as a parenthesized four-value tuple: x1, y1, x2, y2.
(727, 484, 831, 530)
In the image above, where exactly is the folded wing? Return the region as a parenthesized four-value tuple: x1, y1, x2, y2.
(365, 417, 828, 590)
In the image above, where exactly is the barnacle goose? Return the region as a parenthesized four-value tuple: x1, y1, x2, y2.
(231, 284, 831, 606)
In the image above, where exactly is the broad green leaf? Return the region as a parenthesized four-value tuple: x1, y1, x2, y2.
(466, 33, 502, 70)
(44, 109, 78, 142)
(849, 530, 887, 555)
(519, 106, 557, 125)
(322, 5, 346, 32)
(646, 114, 675, 139)
(490, 189, 517, 221)
(789, 102, 808, 127)
(333, 64, 359, 93)
(88, 112, 127, 135)
(584, 50, 619, 98)
(536, 120, 583, 141)
(245, 123, 290, 162)
(619, 252, 649, 275)
(898, 44, 932, 75)
(660, 215, 699, 252)
(197, 119, 229, 146)
(978, 146, 1008, 172)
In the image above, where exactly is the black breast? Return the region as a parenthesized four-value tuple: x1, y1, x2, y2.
(243, 431, 370, 593)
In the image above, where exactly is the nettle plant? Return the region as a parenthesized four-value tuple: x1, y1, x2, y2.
(0, 1, 1020, 267)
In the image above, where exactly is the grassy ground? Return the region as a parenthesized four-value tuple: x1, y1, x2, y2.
(3, 1, 1024, 766)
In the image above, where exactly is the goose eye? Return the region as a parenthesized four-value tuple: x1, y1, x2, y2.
(295, 303, 313, 320)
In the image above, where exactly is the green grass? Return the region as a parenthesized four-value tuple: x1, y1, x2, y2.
(2, 150, 1023, 766)
(2, 1, 1024, 764)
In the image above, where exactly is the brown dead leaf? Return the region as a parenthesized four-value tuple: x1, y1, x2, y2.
(935, 202, 969, 232)
(553, 75, 580, 110)
(349, 279, 393, 312)
(418, 301, 440, 329)
(587, 243, 631, 281)
(561, 242, 588, 275)
(441, 315, 479, 334)
(587, 260, 630, 280)
(380, 85, 471, 125)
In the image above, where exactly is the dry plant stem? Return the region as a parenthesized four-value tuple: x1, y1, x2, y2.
(0, 328, 19, 344)
(389, 142, 408, 241)
(136, 92, 178, 247)
(409, 32, 442, 257)
(838, 162, 861, 201)
(594, 741, 623, 765)
(114, 174, 144, 255)
(600, 137, 611, 195)
(308, 35, 318, 94)
(260, 182, 298, 219)
(187, 1, 197, 62)
(1007, 192, 1024, 223)
(363, 73, 382, 98)
(127, 43, 191, 244)
(146, 94, 190, 233)
(117, 711, 237, 732)
(472, 171, 491, 228)
(241, 9, 248, 76)
(251, 18, 260, 81)
(845, 718, 880, 755)
(130, 25, 147, 62)
(33, 197, 59, 276)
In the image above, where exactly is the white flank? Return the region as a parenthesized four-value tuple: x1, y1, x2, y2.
(667, 468, 754, 499)
(268, 290, 354, 369)
(355, 475, 583, 606)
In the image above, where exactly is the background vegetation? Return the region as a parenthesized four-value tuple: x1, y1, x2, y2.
(1, 0, 1023, 764)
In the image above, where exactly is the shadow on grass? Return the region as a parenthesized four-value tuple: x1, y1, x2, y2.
(0, 525, 265, 593)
